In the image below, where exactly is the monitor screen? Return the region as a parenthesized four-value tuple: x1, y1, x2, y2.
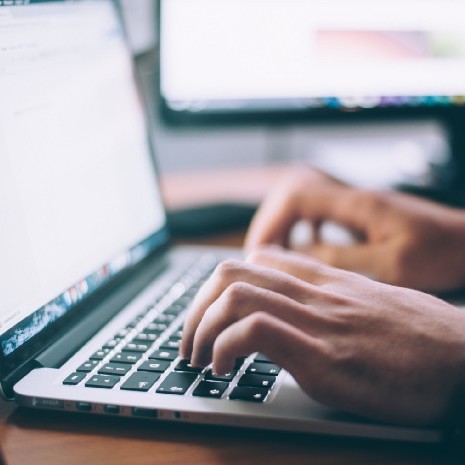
(160, 0, 465, 120)
(0, 0, 167, 357)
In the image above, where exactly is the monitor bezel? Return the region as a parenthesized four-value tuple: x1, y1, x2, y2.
(157, 0, 465, 127)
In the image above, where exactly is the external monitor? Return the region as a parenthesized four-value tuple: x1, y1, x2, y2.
(159, 0, 465, 124)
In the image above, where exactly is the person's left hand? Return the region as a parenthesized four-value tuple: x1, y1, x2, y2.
(181, 247, 465, 426)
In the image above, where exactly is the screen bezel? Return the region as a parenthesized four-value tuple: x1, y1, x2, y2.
(0, 0, 172, 390)
(157, 0, 465, 127)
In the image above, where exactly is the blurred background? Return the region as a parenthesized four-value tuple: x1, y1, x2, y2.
(119, 0, 465, 227)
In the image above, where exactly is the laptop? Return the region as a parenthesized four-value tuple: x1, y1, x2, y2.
(0, 0, 443, 443)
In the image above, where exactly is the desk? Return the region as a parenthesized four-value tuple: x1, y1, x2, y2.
(0, 167, 463, 465)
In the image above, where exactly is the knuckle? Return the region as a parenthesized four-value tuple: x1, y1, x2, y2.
(284, 188, 302, 208)
(214, 259, 244, 283)
(271, 183, 301, 213)
(244, 312, 271, 340)
(349, 189, 388, 212)
(223, 281, 252, 307)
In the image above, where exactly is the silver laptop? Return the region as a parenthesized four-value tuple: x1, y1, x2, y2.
(0, 0, 443, 443)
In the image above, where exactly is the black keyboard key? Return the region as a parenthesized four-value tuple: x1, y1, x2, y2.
(172, 329, 183, 339)
(205, 369, 236, 382)
(63, 372, 87, 385)
(193, 381, 228, 399)
(166, 303, 184, 315)
(153, 314, 176, 324)
(246, 363, 281, 376)
(103, 338, 121, 349)
(149, 349, 178, 361)
(127, 313, 146, 327)
(76, 360, 99, 372)
(238, 374, 275, 389)
(135, 332, 159, 342)
(144, 322, 168, 333)
(229, 386, 268, 402)
(234, 357, 247, 370)
(254, 353, 272, 363)
(85, 374, 120, 389)
(159, 338, 181, 350)
(121, 372, 160, 392)
(175, 296, 193, 307)
(174, 359, 204, 373)
(156, 372, 198, 395)
(115, 328, 131, 338)
(123, 342, 151, 353)
(138, 360, 171, 373)
(98, 363, 131, 376)
(90, 349, 111, 361)
(111, 351, 142, 364)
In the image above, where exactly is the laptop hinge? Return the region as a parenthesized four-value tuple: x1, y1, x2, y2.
(2, 359, 43, 400)
(2, 252, 169, 399)
(35, 254, 169, 369)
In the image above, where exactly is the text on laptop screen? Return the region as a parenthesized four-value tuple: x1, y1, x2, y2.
(0, 1, 167, 355)
(160, 0, 465, 113)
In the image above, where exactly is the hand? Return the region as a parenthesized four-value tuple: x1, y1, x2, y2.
(245, 166, 465, 292)
(181, 247, 465, 425)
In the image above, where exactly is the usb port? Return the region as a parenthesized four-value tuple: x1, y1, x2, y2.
(104, 405, 120, 414)
(132, 407, 157, 418)
(76, 402, 92, 412)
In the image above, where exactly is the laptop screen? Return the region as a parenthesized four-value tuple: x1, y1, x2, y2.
(0, 0, 168, 357)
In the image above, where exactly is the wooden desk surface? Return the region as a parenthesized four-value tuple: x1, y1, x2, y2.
(1, 398, 462, 465)
(0, 167, 463, 465)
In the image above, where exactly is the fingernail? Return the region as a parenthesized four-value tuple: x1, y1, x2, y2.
(193, 353, 212, 368)
(212, 363, 231, 376)
(190, 355, 203, 368)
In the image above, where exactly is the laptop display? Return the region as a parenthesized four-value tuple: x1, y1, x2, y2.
(0, 0, 168, 360)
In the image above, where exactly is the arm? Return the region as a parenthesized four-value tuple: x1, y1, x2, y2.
(181, 247, 465, 426)
(245, 166, 465, 292)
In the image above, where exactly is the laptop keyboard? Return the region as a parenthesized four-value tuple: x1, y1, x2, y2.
(62, 254, 282, 403)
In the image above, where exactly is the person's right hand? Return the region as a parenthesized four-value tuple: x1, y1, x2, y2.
(245, 166, 465, 292)
(181, 247, 465, 426)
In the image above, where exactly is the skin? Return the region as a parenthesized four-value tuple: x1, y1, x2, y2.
(245, 166, 465, 292)
(181, 248, 465, 425)
(181, 166, 465, 425)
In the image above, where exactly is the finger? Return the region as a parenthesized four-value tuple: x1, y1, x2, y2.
(305, 243, 386, 281)
(190, 282, 324, 367)
(180, 259, 317, 359)
(246, 246, 336, 285)
(312, 220, 323, 244)
(244, 167, 345, 250)
(245, 183, 363, 251)
(210, 312, 324, 378)
(245, 187, 301, 250)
